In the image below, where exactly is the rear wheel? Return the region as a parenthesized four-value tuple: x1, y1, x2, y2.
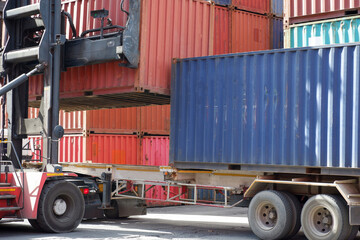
(301, 194, 355, 240)
(36, 180, 85, 233)
(248, 190, 293, 240)
(283, 192, 302, 239)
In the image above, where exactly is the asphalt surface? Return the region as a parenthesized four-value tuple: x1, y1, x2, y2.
(0, 205, 322, 240)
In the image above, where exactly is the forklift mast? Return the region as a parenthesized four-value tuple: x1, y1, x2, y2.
(0, 0, 140, 169)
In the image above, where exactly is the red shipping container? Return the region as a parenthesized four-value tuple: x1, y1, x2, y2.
(141, 136, 178, 207)
(213, 7, 272, 55)
(213, 6, 231, 55)
(27, 134, 176, 207)
(232, 0, 270, 15)
(231, 10, 271, 53)
(28, 134, 140, 164)
(284, 0, 360, 26)
(28, 0, 213, 111)
(85, 134, 139, 164)
(27, 105, 170, 135)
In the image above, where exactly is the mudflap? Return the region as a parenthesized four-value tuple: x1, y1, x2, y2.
(83, 194, 104, 219)
(116, 199, 147, 217)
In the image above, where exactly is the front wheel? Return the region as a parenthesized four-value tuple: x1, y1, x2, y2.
(36, 180, 85, 233)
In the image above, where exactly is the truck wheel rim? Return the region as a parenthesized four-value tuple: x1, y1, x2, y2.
(255, 201, 277, 230)
(309, 206, 333, 236)
(53, 198, 67, 216)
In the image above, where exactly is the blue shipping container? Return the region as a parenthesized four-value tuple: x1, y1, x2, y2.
(271, 0, 283, 17)
(170, 43, 360, 174)
(272, 18, 283, 49)
(212, 0, 231, 6)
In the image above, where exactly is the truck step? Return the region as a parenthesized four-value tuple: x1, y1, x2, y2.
(0, 207, 21, 211)
(0, 195, 16, 199)
(4, 47, 39, 64)
(5, 3, 40, 20)
(0, 183, 11, 186)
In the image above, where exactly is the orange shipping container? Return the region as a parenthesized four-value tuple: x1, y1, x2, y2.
(27, 105, 170, 135)
(213, 7, 271, 55)
(28, 0, 213, 111)
(231, 9, 271, 53)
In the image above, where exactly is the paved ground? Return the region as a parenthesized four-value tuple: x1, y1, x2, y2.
(0, 205, 329, 240)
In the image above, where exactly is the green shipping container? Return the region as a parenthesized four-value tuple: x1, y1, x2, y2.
(285, 15, 360, 48)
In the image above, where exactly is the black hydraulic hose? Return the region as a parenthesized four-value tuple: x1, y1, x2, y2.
(121, 0, 129, 18)
(62, 11, 77, 39)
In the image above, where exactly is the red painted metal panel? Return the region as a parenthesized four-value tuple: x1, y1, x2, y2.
(140, 105, 170, 135)
(27, 105, 170, 135)
(86, 134, 139, 164)
(58, 135, 84, 163)
(289, 0, 360, 18)
(231, 10, 271, 53)
(213, 6, 230, 55)
(141, 136, 169, 166)
(28, 0, 213, 110)
(232, 0, 270, 14)
(85, 108, 139, 134)
(141, 136, 179, 207)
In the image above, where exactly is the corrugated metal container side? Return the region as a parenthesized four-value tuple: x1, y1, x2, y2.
(287, 15, 360, 48)
(86, 134, 139, 164)
(141, 136, 177, 207)
(289, 0, 360, 18)
(27, 105, 171, 135)
(140, 105, 170, 135)
(271, 17, 284, 49)
(284, 0, 360, 26)
(85, 108, 139, 134)
(213, 6, 231, 55)
(232, 0, 270, 14)
(141, 136, 169, 166)
(27, 135, 84, 163)
(171, 43, 360, 173)
(58, 135, 84, 163)
(28, 0, 213, 111)
(231, 10, 270, 53)
(271, 0, 283, 17)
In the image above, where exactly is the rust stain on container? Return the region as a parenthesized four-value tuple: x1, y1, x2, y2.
(28, 0, 213, 111)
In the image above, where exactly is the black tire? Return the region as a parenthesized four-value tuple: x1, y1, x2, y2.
(248, 190, 293, 240)
(301, 194, 353, 240)
(283, 192, 302, 239)
(36, 180, 85, 233)
(347, 225, 359, 240)
(28, 219, 42, 231)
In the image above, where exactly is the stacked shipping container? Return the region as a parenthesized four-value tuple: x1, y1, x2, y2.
(6, 0, 283, 206)
(284, 0, 360, 48)
(27, 0, 284, 112)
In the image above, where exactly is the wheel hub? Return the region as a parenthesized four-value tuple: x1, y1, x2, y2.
(256, 202, 277, 230)
(312, 207, 332, 234)
(53, 198, 67, 216)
